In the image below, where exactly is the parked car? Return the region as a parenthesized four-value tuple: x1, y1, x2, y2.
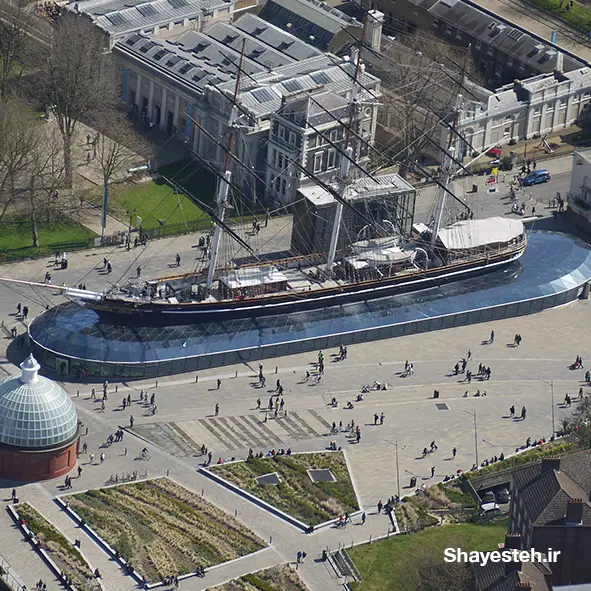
(480, 502, 501, 516)
(522, 169, 551, 186)
(481, 490, 496, 503)
(496, 488, 511, 503)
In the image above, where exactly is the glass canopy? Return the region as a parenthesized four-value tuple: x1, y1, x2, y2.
(29, 232, 591, 367)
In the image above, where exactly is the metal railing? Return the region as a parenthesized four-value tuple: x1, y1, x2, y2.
(0, 551, 26, 591)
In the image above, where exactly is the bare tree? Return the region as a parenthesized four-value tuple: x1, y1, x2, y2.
(93, 107, 151, 239)
(0, 0, 31, 98)
(370, 35, 482, 177)
(38, 15, 115, 189)
(0, 99, 37, 221)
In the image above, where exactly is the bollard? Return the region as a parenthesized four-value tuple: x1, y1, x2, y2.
(167, 469, 169, 477)
(85, 427, 89, 435)
(155, 380, 158, 388)
(195, 375, 199, 383)
(351, 540, 353, 548)
(1, 320, 3, 327)
(369, 534, 372, 543)
(269, 536, 272, 544)
(275, 366, 278, 374)
(124, 447, 127, 456)
(201, 489, 204, 497)
(235, 370, 238, 378)
(76, 390, 79, 398)
(115, 385, 118, 393)
(234, 509, 237, 517)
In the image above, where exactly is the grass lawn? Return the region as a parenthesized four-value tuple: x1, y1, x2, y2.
(523, 0, 591, 33)
(210, 565, 309, 591)
(0, 217, 96, 261)
(349, 521, 508, 591)
(67, 477, 265, 582)
(211, 452, 359, 526)
(17, 503, 95, 589)
(87, 178, 211, 233)
(158, 159, 217, 208)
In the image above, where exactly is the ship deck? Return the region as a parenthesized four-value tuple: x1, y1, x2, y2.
(28, 231, 591, 379)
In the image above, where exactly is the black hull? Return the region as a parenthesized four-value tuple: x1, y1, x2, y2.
(85, 246, 525, 325)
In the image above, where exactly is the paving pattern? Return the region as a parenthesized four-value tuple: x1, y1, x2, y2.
(134, 410, 331, 455)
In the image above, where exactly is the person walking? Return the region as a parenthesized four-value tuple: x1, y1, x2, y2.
(175, 253, 181, 267)
(136, 266, 141, 278)
(452, 447, 457, 459)
(374, 413, 379, 425)
(217, 378, 221, 390)
(380, 412, 385, 425)
(297, 551, 302, 564)
(509, 405, 515, 417)
(490, 330, 494, 344)
(129, 415, 134, 428)
(100, 453, 105, 464)
(89, 453, 95, 464)
(431, 466, 435, 478)
(377, 500, 383, 514)
(214, 403, 219, 416)
(77, 466, 82, 478)
(361, 511, 366, 525)
(521, 406, 527, 420)
(256, 398, 261, 409)
(82, 442, 88, 454)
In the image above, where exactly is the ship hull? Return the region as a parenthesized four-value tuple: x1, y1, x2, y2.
(83, 243, 526, 325)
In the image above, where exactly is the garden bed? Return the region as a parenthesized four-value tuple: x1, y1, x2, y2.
(66, 478, 265, 582)
(16, 503, 95, 589)
(209, 564, 308, 591)
(210, 452, 359, 526)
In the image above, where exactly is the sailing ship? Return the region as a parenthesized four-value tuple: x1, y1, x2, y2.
(0, 44, 527, 325)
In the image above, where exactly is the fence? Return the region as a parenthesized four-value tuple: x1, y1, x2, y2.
(0, 549, 27, 591)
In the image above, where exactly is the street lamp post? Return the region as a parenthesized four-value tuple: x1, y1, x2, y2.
(385, 439, 403, 500)
(540, 379, 555, 436)
(462, 409, 478, 467)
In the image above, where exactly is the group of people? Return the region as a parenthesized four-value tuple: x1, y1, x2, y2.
(38, 1, 60, 20)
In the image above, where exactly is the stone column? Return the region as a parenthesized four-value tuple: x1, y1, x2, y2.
(173, 94, 180, 133)
(135, 72, 142, 107)
(147, 80, 155, 123)
(160, 87, 168, 131)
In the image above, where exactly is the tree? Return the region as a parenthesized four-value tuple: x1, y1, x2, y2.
(93, 107, 151, 240)
(0, 0, 31, 98)
(37, 15, 115, 189)
(565, 396, 591, 448)
(370, 34, 482, 177)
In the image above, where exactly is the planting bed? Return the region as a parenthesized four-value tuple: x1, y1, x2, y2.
(16, 503, 95, 589)
(210, 564, 308, 591)
(211, 452, 359, 526)
(67, 478, 265, 582)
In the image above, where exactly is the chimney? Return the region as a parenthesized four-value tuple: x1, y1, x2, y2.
(505, 533, 522, 575)
(515, 584, 531, 590)
(555, 51, 564, 73)
(566, 498, 583, 524)
(366, 10, 384, 51)
(541, 456, 560, 473)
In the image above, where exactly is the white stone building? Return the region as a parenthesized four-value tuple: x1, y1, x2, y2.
(568, 149, 591, 233)
(455, 67, 591, 157)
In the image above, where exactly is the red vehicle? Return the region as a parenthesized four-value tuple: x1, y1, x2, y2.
(486, 147, 502, 158)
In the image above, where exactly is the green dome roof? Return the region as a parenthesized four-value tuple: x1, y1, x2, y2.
(0, 355, 78, 449)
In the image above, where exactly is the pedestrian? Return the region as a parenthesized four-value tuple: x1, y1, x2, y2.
(532, 206, 536, 217)
(297, 551, 302, 564)
(452, 446, 457, 458)
(256, 398, 261, 409)
(16, 302, 21, 316)
(82, 442, 87, 454)
(175, 253, 181, 267)
(301, 552, 306, 563)
(90, 453, 95, 464)
(136, 266, 141, 278)
(374, 413, 378, 425)
(130, 415, 134, 428)
(521, 406, 527, 420)
(361, 511, 366, 525)
(356, 430, 361, 443)
(77, 466, 82, 477)
(215, 403, 219, 416)
(431, 466, 435, 477)
(377, 500, 383, 514)
(490, 330, 494, 344)
(467, 349, 471, 360)
(100, 453, 105, 464)
(217, 378, 221, 390)
(107, 262, 112, 273)
(509, 405, 515, 417)
(380, 412, 384, 425)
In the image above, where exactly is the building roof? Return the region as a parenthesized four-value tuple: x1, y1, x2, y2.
(226, 55, 381, 118)
(0, 355, 78, 450)
(427, 0, 585, 75)
(474, 559, 551, 591)
(66, 0, 231, 37)
(437, 218, 524, 250)
(233, 13, 322, 62)
(513, 450, 591, 527)
(298, 173, 415, 207)
(259, 0, 360, 51)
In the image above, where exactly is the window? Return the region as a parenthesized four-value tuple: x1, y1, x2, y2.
(432, 17, 439, 28)
(445, 25, 452, 35)
(308, 134, 317, 148)
(313, 152, 323, 173)
(559, 98, 568, 108)
(274, 177, 280, 193)
(288, 131, 296, 145)
(456, 31, 462, 40)
(271, 148, 277, 166)
(507, 57, 513, 67)
(281, 178, 287, 195)
(546, 104, 555, 113)
(278, 125, 285, 140)
(533, 106, 541, 116)
(475, 40, 482, 50)
(277, 152, 285, 169)
(573, 94, 580, 103)
(328, 149, 337, 169)
(487, 46, 494, 56)
(329, 129, 338, 142)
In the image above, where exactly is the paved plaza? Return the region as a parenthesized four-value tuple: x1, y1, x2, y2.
(0, 156, 586, 591)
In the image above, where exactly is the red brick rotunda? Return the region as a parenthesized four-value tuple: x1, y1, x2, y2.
(0, 355, 79, 481)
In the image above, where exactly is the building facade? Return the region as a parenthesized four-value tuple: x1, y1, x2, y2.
(568, 149, 591, 234)
(114, 11, 381, 203)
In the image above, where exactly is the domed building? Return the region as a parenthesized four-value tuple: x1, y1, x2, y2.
(0, 355, 79, 481)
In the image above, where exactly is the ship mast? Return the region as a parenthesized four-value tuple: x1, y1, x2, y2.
(206, 40, 246, 290)
(326, 19, 367, 276)
(430, 93, 463, 250)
